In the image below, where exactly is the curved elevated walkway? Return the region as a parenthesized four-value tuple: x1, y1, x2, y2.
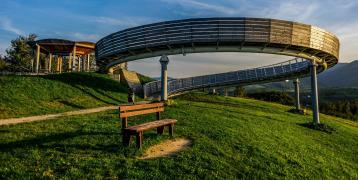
(96, 17, 339, 72)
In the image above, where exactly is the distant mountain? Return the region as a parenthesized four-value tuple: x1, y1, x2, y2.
(318, 60, 358, 88)
(244, 60, 358, 92)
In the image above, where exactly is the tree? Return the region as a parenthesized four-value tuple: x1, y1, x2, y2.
(0, 55, 7, 71)
(6, 34, 37, 72)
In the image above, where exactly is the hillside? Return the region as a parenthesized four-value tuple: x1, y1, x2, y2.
(319, 60, 358, 88)
(0, 73, 128, 119)
(0, 92, 357, 178)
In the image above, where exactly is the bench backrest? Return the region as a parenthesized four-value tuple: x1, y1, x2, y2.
(119, 103, 164, 128)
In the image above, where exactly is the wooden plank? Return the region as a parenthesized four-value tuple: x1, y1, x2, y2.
(119, 102, 164, 111)
(124, 119, 177, 132)
(120, 107, 164, 118)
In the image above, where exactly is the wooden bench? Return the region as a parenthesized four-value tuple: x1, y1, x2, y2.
(119, 102, 177, 148)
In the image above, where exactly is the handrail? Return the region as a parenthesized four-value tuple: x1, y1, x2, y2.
(143, 58, 312, 98)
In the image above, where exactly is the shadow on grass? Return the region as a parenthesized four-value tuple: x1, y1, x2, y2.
(41, 73, 128, 105)
(0, 129, 170, 154)
(298, 122, 336, 134)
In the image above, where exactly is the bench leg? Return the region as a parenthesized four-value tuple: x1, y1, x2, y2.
(157, 126, 164, 135)
(168, 124, 174, 136)
(136, 132, 143, 149)
(123, 132, 131, 146)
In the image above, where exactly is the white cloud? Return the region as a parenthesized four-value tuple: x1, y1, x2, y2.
(161, 0, 239, 16)
(0, 17, 23, 35)
(260, 2, 319, 22)
(72, 32, 100, 41)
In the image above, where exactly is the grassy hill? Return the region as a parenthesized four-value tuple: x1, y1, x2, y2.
(0, 73, 129, 119)
(1, 91, 357, 179)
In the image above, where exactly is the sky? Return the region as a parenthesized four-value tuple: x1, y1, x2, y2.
(0, 0, 357, 77)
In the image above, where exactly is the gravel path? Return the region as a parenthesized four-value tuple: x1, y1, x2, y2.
(0, 106, 118, 126)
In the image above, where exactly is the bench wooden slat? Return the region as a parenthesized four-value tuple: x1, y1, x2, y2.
(120, 107, 164, 118)
(124, 119, 177, 132)
(119, 103, 164, 111)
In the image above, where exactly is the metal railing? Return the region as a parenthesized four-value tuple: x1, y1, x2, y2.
(143, 58, 311, 97)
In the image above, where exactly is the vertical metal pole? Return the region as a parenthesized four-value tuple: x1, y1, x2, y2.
(160, 55, 169, 101)
(310, 61, 320, 125)
(293, 78, 301, 111)
(35, 44, 40, 74)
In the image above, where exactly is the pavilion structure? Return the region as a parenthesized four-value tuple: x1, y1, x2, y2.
(29, 39, 95, 73)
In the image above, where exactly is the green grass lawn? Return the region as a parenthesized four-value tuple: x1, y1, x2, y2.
(0, 73, 128, 119)
(1, 92, 357, 179)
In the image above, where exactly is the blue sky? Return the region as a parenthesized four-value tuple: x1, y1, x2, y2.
(0, 0, 357, 77)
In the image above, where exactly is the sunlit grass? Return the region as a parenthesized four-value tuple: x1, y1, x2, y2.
(1, 92, 357, 178)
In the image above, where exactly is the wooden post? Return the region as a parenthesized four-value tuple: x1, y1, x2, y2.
(35, 44, 40, 74)
(78, 56, 81, 72)
(56, 56, 59, 72)
(122, 117, 128, 129)
(157, 127, 164, 135)
(69, 53, 72, 72)
(136, 132, 143, 148)
(59, 56, 63, 73)
(156, 112, 160, 120)
(87, 54, 90, 72)
(73, 45, 77, 72)
(48, 54, 52, 73)
(169, 124, 174, 136)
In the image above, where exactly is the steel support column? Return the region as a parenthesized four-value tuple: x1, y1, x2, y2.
(160, 55, 169, 101)
(310, 61, 320, 125)
(293, 78, 301, 111)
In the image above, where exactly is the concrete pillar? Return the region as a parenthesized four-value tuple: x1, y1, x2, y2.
(224, 88, 228, 96)
(87, 54, 90, 72)
(160, 55, 169, 101)
(48, 54, 52, 73)
(293, 78, 301, 111)
(35, 44, 40, 74)
(310, 61, 320, 125)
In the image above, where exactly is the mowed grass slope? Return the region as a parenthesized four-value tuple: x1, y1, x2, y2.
(1, 92, 357, 179)
(0, 73, 128, 119)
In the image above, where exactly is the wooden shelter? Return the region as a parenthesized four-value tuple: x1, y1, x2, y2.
(29, 39, 95, 73)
